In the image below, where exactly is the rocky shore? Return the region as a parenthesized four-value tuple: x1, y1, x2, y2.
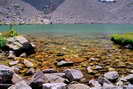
(0, 0, 133, 24)
(0, 31, 133, 89)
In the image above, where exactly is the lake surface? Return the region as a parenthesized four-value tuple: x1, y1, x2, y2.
(0, 24, 133, 36)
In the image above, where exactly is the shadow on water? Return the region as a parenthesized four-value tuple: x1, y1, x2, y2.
(22, 0, 65, 14)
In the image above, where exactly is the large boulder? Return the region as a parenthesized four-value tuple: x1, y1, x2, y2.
(0, 65, 13, 89)
(30, 71, 46, 89)
(6, 35, 35, 56)
(0, 65, 13, 84)
(8, 81, 32, 89)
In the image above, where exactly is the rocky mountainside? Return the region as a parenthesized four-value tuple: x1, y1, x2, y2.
(0, 0, 133, 24)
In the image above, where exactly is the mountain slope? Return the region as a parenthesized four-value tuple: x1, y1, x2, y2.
(0, 0, 133, 24)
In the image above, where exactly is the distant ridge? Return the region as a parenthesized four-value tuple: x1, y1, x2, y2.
(0, 0, 133, 24)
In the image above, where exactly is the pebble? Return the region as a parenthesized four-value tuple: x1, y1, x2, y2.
(23, 59, 34, 68)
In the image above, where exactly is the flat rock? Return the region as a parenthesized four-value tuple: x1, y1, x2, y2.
(8, 81, 32, 89)
(23, 59, 34, 68)
(44, 73, 68, 83)
(57, 60, 74, 67)
(67, 84, 90, 89)
(43, 69, 57, 73)
(43, 83, 66, 89)
(64, 69, 84, 81)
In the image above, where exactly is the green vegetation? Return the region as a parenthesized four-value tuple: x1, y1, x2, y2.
(0, 29, 19, 48)
(3, 29, 19, 38)
(111, 32, 133, 45)
(0, 35, 6, 48)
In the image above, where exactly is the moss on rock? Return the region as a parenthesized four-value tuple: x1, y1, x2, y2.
(111, 33, 133, 47)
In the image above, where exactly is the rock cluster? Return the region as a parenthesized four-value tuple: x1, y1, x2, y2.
(1, 64, 133, 89)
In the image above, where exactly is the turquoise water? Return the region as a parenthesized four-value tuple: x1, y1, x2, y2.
(0, 24, 133, 35)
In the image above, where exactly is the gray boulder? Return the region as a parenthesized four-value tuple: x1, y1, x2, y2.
(0, 65, 13, 84)
(44, 73, 68, 83)
(67, 84, 90, 89)
(64, 69, 84, 81)
(30, 71, 46, 89)
(104, 71, 119, 82)
(6, 36, 35, 56)
(43, 83, 66, 89)
(8, 81, 32, 89)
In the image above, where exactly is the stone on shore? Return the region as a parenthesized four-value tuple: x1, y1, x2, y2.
(0, 65, 13, 84)
(44, 73, 68, 83)
(104, 71, 119, 82)
(30, 71, 46, 89)
(43, 83, 66, 89)
(64, 69, 84, 81)
(67, 84, 90, 89)
(8, 81, 32, 89)
(6, 35, 35, 56)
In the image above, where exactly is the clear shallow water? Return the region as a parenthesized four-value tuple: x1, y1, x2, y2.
(0, 24, 133, 35)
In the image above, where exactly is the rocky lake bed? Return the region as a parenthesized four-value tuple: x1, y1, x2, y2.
(0, 30, 133, 89)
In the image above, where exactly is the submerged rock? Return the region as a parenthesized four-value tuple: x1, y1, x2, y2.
(57, 60, 74, 67)
(23, 59, 34, 68)
(9, 61, 19, 66)
(64, 69, 84, 81)
(43, 69, 57, 73)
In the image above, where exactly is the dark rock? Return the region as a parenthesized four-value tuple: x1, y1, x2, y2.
(123, 74, 133, 84)
(25, 68, 35, 76)
(43, 69, 57, 73)
(0, 84, 12, 89)
(0, 65, 13, 84)
(64, 69, 84, 81)
(124, 44, 133, 49)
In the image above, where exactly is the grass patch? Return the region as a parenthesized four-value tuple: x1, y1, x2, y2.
(111, 32, 133, 46)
